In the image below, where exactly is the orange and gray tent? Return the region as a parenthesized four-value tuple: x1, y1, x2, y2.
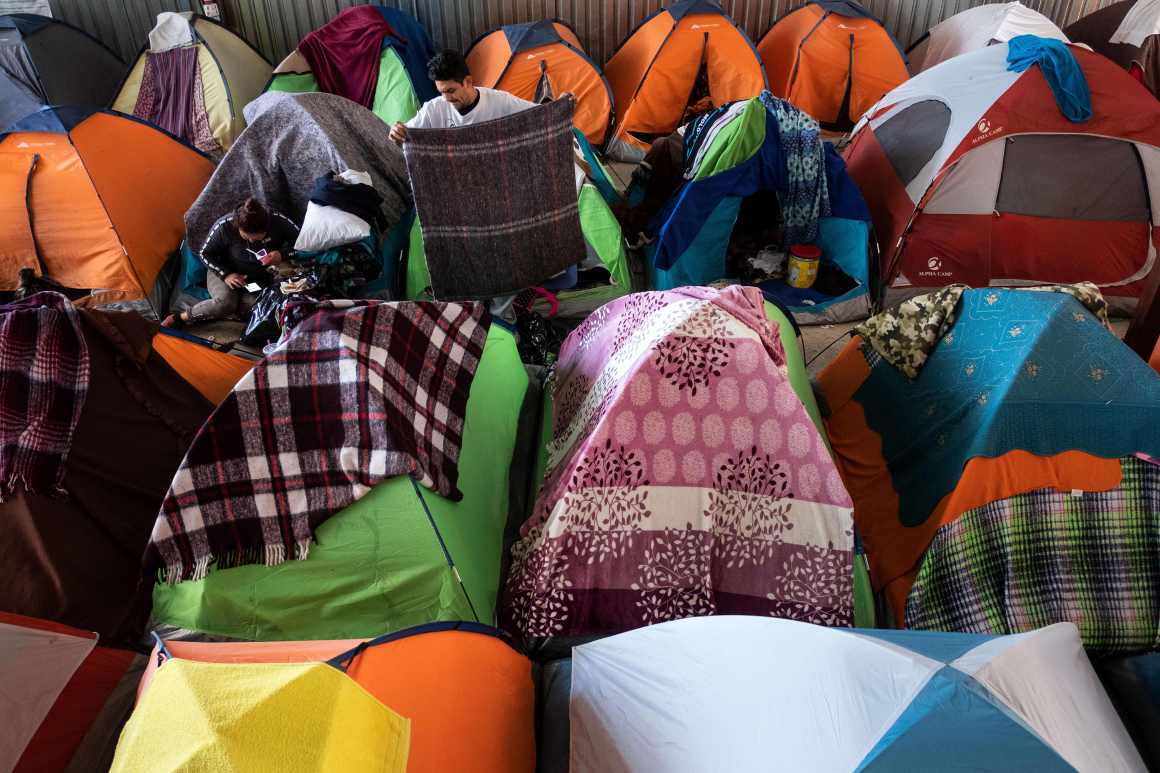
(0, 106, 214, 308)
(112, 12, 271, 155)
(467, 20, 613, 145)
(0, 14, 124, 131)
(758, 0, 908, 128)
(132, 623, 536, 773)
(1065, 0, 1160, 98)
(603, 0, 767, 161)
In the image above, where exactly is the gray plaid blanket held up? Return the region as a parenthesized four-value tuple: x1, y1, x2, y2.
(404, 97, 585, 299)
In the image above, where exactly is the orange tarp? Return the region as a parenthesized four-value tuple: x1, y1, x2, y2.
(606, 9, 765, 152)
(759, 4, 908, 125)
(136, 629, 536, 773)
(818, 336, 1124, 609)
(152, 333, 253, 405)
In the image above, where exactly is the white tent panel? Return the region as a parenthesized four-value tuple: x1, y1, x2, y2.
(0, 621, 96, 771)
(569, 616, 940, 773)
(967, 624, 1147, 773)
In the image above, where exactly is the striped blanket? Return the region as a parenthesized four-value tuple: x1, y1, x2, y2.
(403, 97, 584, 299)
(906, 457, 1160, 653)
(0, 292, 89, 501)
(147, 300, 490, 583)
(503, 287, 854, 638)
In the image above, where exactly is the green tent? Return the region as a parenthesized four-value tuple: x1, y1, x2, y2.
(403, 182, 633, 320)
(264, 7, 436, 126)
(151, 325, 529, 640)
(267, 47, 419, 125)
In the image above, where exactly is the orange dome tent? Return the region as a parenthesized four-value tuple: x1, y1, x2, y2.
(604, 0, 767, 161)
(758, 0, 908, 128)
(467, 19, 613, 146)
(135, 623, 535, 773)
(0, 107, 213, 309)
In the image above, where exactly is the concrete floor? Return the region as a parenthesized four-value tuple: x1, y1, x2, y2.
(801, 321, 859, 376)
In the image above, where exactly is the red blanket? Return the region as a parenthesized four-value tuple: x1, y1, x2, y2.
(298, 6, 396, 109)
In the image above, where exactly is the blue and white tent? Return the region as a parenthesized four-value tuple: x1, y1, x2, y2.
(565, 616, 1145, 772)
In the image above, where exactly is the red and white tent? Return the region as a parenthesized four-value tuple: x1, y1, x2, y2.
(0, 613, 137, 772)
(845, 43, 1160, 310)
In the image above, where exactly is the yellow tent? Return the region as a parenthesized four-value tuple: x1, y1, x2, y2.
(112, 12, 271, 155)
(110, 660, 410, 772)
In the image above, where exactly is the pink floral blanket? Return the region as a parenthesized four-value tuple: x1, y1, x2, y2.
(502, 286, 855, 638)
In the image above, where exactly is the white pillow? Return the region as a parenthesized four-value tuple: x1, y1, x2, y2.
(294, 201, 371, 252)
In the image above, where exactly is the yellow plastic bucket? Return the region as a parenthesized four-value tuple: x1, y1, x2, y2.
(786, 244, 821, 289)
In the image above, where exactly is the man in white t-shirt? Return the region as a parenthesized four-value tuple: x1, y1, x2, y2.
(389, 50, 534, 144)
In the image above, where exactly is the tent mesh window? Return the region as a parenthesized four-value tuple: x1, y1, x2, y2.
(995, 134, 1150, 221)
(875, 99, 951, 185)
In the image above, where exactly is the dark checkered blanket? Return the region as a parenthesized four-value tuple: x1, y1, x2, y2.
(0, 292, 89, 501)
(147, 299, 490, 583)
(905, 457, 1160, 653)
(403, 97, 585, 299)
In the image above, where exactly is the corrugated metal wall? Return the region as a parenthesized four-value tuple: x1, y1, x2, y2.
(50, 0, 198, 62)
(49, 0, 1120, 67)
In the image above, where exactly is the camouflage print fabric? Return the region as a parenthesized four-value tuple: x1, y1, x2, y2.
(855, 282, 1111, 379)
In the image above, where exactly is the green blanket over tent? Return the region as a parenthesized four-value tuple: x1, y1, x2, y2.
(151, 325, 528, 640)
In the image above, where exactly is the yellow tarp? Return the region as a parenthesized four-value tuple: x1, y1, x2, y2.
(111, 660, 410, 772)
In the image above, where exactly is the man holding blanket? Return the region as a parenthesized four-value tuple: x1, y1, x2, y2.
(390, 50, 534, 144)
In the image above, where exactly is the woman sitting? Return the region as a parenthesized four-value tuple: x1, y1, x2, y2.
(164, 198, 298, 328)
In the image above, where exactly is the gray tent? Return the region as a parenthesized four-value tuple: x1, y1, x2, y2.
(185, 91, 412, 252)
(0, 14, 124, 130)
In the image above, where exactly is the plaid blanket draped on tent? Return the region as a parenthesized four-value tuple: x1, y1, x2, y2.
(906, 457, 1160, 653)
(403, 97, 585, 299)
(0, 292, 90, 501)
(147, 299, 490, 583)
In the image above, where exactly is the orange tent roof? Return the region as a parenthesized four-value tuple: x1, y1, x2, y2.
(137, 623, 535, 773)
(467, 19, 614, 145)
(758, 0, 909, 127)
(152, 330, 253, 404)
(604, 0, 766, 158)
(0, 107, 213, 307)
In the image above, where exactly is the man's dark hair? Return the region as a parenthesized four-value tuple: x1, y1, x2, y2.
(427, 49, 470, 82)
